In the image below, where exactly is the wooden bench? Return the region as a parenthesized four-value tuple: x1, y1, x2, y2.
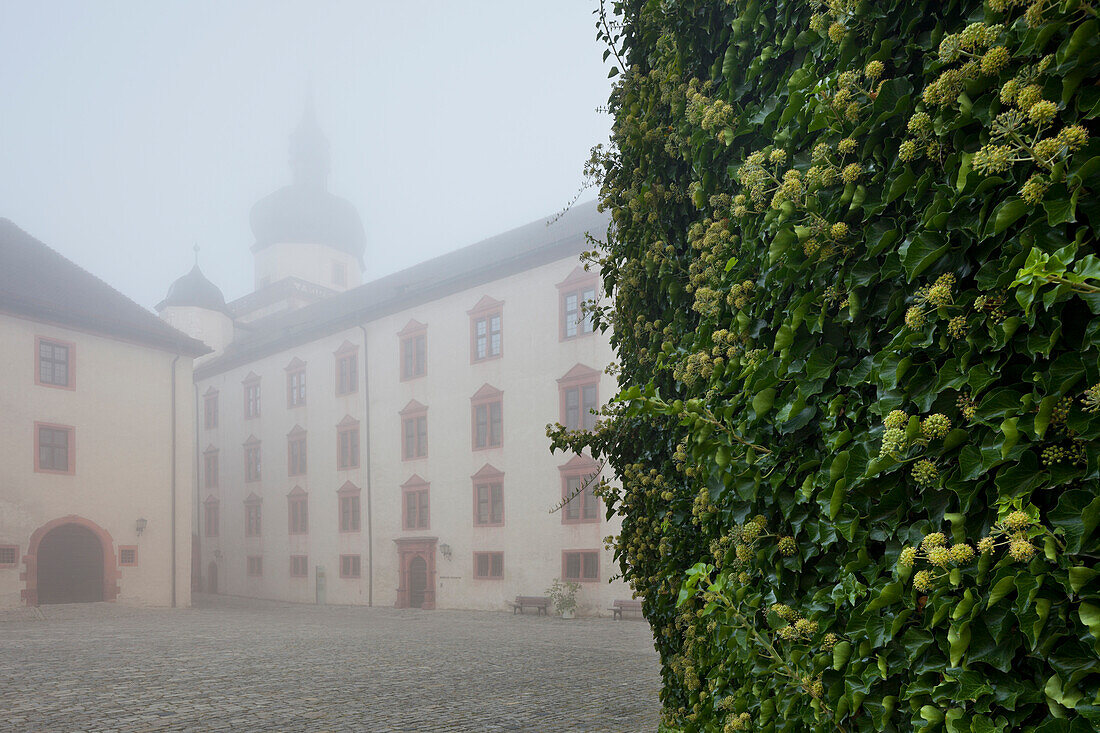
(611, 599, 643, 620)
(509, 596, 551, 615)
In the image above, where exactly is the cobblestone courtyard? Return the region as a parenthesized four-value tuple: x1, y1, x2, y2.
(0, 594, 661, 732)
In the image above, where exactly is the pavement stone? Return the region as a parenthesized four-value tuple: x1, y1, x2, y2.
(0, 594, 661, 732)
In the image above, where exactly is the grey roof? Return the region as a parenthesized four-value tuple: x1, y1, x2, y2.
(195, 199, 608, 379)
(157, 264, 230, 314)
(0, 219, 210, 356)
(250, 185, 366, 262)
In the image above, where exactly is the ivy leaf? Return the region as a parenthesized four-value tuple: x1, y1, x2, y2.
(900, 232, 948, 281)
(991, 198, 1029, 235)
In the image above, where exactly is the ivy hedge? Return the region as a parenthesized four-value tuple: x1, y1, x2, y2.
(554, 0, 1100, 729)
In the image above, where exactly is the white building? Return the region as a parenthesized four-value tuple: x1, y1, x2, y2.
(161, 106, 627, 613)
(0, 219, 207, 608)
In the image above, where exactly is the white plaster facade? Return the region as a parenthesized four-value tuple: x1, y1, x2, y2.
(191, 230, 628, 614)
(0, 220, 204, 608)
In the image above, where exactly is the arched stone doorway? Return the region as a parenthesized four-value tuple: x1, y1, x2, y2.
(207, 561, 218, 594)
(394, 537, 436, 609)
(23, 515, 117, 606)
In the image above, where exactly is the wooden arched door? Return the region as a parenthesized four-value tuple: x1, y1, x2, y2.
(36, 523, 104, 604)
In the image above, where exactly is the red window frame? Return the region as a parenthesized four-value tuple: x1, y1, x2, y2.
(203, 497, 220, 538)
(243, 437, 261, 483)
(290, 555, 309, 578)
(470, 384, 503, 450)
(563, 550, 600, 582)
(334, 342, 359, 396)
(0, 545, 18, 569)
(244, 494, 262, 537)
(556, 266, 599, 341)
(558, 364, 601, 431)
(287, 427, 307, 476)
(247, 556, 263, 577)
(286, 359, 306, 408)
(468, 296, 503, 363)
(34, 422, 74, 475)
(473, 552, 504, 579)
(35, 335, 75, 389)
(203, 389, 218, 429)
(243, 374, 261, 419)
(337, 417, 360, 470)
(203, 447, 219, 489)
(398, 320, 428, 380)
(340, 554, 362, 579)
(471, 464, 505, 527)
(401, 475, 430, 531)
(400, 400, 428, 460)
(287, 488, 308, 535)
(560, 455, 602, 524)
(338, 482, 361, 533)
(118, 546, 138, 567)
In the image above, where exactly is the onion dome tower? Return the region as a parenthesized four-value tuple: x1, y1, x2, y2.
(157, 247, 235, 356)
(248, 89, 366, 295)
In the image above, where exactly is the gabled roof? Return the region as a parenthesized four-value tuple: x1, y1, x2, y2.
(195, 199, 608, 379)
(0, 219, 209, 357)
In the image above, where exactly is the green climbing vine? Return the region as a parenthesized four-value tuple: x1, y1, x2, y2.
(550, 0, 1100, 729)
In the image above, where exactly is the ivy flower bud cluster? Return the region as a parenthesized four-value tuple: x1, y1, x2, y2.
(921, 413, 952, 440)
(1081, 383, 1100, 413)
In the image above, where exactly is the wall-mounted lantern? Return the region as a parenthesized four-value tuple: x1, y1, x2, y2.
(135, 517, 148, 537)
(440, 543, 452, 561)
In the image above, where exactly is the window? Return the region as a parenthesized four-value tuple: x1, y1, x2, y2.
(247, 556, 263, 577)
(561, 455, 602, 524)
(340, 554, 361, 578)
(401, 476, 430, 530)
(563, 385, 598, 431)
(337, 417, 360, 470)
(0, 545, 19, 569)
(119, 546, 138, 567)
(335, 342, 359, 396)
(557, 267, 599, 340)
(288, 488, 309, 534)
(244, 494, 262, 537)
(203, 389, 218, 429)
(36, 336, 73, 388)
(35, 423, 73, 474)
(203, 447, 219, 489)
(558, 364, 601, 431)
(286, 360, 307, 408)
(473, 552, 504, 579)
(243, 374, 261, 419)
(400, 400, 428, 460)
(468, 296, 503, 362)
(290, 555, 309, 578)
(338, 482, 361, 533)
(203, 497, 219, 537)
(287, 427, 307, 476)
(243, 437, 261, 483)
(472, 464, 505, 527)
(471, 384, 503, 450)
(563, 550, 600, 582)
(398, 320, 428, 380)
(333, 261, 347, 287)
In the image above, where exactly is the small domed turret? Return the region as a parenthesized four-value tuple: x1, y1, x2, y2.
(157, 253, 234, 357)
(157, 264, 229, 314)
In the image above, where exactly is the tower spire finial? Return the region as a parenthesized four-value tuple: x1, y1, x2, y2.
(289, 79, 330, 189)
(193, 243, 200, 267)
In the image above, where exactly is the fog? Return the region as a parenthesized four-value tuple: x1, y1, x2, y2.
(0, 4, 667, 730)
(1, 1, 611, 308)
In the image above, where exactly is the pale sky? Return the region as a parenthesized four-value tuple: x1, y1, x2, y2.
(0, 1, 612, 309)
